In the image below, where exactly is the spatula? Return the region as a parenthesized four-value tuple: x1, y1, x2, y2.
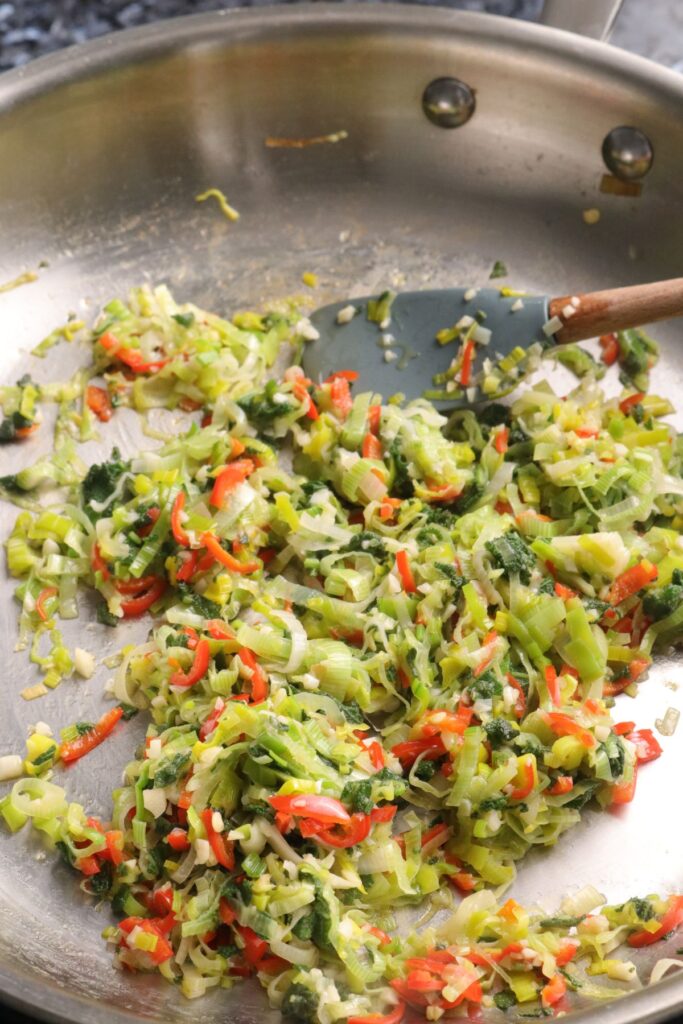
(303, 278, 683, 402)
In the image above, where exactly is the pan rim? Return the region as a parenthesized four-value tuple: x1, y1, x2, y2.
(1, 2, 683, 110)
(0, 4, 682, 1023)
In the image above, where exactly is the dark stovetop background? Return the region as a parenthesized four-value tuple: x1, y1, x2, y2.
(2, 0, 680, 75)
(0, 0, 541, 71)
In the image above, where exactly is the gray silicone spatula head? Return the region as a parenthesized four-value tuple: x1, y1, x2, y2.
(304, 288, 550, 404)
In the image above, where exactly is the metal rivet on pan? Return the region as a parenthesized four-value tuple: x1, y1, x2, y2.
(602, 126, 654, 181)
(422, 77, 476, 129)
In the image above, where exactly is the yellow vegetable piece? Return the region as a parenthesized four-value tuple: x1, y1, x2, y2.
(203, 575, 232, 605)
(132, 930, 158, 952)
(233, 312, 265, 332)
(544, 735, 586, 771)
(134, 474, 153, 496)
(24, 733, 57, 776)
(152, 468, 179, 485)
(494, 610, 509, 634)
(195, 188, 240, 222)
(508, 971, 540, 1003)
(274, 492, 300, 531)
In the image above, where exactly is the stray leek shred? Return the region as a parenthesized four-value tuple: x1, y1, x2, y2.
(264, 130, 348, 148)
(0, 269, 38, 293)
(1, 282, 681, 1024)
(195, 188, 240, 222)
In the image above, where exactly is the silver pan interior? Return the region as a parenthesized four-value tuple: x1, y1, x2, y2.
(0, 6, 682, 1024)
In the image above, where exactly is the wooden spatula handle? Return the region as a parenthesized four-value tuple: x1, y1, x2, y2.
(549, 277, 683, 345)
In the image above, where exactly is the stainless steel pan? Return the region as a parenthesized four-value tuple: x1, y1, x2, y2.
(0, 6, 682, 1023)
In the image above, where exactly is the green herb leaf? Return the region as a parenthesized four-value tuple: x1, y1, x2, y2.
(538, 914, 585, 928)
(282, 983, 319, 1023)
(485, 530, 536, 584)
(341, 779, 373, 815)
(494, 990, 518, 1011)
(484, 718, 519, 749)
(434, 563, 466, 590)
(96, 602, 119, 627)
(342, 531, 387, 560)
(153, 750, 191, 788)
(172, 312, 195, 328)
(292, 914, 315, 941)
(82, 448, 130, 518)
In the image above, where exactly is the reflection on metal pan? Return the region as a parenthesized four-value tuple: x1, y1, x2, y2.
(0, 6, 681, 1024)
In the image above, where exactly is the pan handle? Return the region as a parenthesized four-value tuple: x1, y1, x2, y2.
(540, 0, 624, 40)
